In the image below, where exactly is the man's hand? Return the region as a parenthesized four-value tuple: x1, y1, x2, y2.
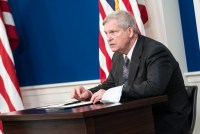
(90, 89, 106, 104)
(71, 86, 93, 101)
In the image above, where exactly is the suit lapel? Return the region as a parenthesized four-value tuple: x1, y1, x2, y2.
(128, 35, 144, 85)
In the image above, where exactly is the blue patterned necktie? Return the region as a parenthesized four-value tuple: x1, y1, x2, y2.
(123, 56, 130, 86)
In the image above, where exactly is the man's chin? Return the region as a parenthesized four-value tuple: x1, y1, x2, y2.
(110, 48, 117, 52)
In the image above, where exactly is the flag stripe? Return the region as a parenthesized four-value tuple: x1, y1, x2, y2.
(122, 0, 134, 13)
(100, 0, 114, 17)
(0, 117, 4, 134)
(0, 0, 19, 50)
(2, 12, 14, 26)
(99, 49, 109, 80)
(99, 34, 112, 70)
(129, 0, 145, 34)
(100, 67, 107, 83)
(0, 24, 20, 95)
(0, 76, 15, 111)
(118, 0, 128, 10)
(0, 94, 9, 113)
(0, 55, 23, 111)
(137, 4, 148, 24)
(0, 0, 23, 133)
(0, 15, 14, 62)
(0, 1, 10, 12)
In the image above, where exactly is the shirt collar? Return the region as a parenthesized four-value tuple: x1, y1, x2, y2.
(124, 37, 138, 60)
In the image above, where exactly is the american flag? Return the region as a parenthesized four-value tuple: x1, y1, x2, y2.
(0, 0, 24, 133)
(99, 0, 148, 82)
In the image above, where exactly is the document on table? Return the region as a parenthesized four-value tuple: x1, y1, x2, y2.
(39, 101, 92, 109)
(38, 85, 123, 109)
(101, 85, 123, 103)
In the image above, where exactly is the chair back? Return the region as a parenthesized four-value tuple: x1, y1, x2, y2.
(185, 86, 198, 134)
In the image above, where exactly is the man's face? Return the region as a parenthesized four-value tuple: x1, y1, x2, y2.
(104, 20, 132, 54)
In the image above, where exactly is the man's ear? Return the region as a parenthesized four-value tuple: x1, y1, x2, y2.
(128, 27, 134, 37)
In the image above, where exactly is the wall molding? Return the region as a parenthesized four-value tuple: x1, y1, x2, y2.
(20, 80, 100, 109)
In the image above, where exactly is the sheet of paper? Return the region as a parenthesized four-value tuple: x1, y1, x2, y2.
(60, 101, 92, 108)
(39, 101, 92, 109)
(101, 86, 123, 103)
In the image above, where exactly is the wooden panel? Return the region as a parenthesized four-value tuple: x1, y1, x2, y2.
(91, 106, 154, 134)
(3, 119, 87, 134)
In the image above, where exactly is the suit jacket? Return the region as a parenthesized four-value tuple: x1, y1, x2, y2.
(90, 35, 191, 134)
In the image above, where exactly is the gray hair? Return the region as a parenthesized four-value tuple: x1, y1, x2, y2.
(103, 10, 138, 33)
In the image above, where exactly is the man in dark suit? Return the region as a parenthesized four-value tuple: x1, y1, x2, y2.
(71, 10, 191, 134)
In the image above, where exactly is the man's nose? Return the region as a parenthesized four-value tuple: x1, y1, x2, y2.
(107, 34, 113, 42)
